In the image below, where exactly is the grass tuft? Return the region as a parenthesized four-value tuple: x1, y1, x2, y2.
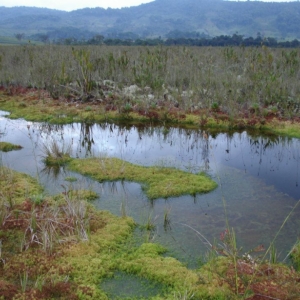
(42, 140, 72, 166)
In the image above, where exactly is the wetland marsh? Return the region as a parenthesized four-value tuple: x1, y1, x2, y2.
(1, 111, 300, 263)
(1, 45, 300, 299)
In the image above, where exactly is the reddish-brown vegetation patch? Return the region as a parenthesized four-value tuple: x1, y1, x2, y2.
(0, 280, 18, 300)
(1, 86, 300, 132)
(222, 260, 300, 299)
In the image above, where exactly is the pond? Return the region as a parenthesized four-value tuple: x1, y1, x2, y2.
(1, 110, 300, 267)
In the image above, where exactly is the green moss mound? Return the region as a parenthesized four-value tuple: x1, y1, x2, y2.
(1, 166, 299, 299)
(0, 166, 43, 205)
(68, 157, 217, 199)
(0, 141, 22, 152)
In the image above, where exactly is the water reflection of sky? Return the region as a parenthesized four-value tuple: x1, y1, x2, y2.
(1, 112, 300, 266)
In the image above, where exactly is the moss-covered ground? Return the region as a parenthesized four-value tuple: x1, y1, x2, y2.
(67, 157, 217, 199)
(1, 165, 300, 299)
(0, 90, 300, 138)
(1, 86, 300, 299)
(0, 166, 226, 299)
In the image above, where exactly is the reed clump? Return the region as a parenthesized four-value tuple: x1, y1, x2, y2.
(42, 140, 72, 166)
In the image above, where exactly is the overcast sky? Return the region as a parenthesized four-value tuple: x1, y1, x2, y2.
(0, 0, 295, 12)
(0, 0, 154, 11)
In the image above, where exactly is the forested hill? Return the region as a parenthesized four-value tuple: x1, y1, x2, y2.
(1, 0, 300, 41)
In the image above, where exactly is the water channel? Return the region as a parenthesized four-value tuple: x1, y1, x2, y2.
(1, 110, 300, 268)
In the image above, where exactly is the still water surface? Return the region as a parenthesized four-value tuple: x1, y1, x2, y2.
(1, 111, 300, 267)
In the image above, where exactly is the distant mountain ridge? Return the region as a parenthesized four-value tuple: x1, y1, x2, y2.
(1, 0, 300, 41)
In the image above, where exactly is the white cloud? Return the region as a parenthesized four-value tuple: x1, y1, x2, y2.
(0, 0, 155, 11)
(0, 0, 295, 12)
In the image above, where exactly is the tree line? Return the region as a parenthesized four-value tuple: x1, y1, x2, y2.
(35, 33, 300, 48)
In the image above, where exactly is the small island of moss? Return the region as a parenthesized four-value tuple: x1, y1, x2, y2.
(0, 141, 23, 152)
(67, 157, 217, 199)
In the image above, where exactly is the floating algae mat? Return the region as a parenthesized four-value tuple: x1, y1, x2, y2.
(1, 113, 300, 266)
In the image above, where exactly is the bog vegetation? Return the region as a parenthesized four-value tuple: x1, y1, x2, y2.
(0, 45, 299, 137)
(1, 45, 300, 299)
(1, 159, 300, 299)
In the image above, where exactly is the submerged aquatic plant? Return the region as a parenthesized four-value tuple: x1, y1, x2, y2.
(120, 197, 127, 218)
(163, 206, 172, 231)
(64, 176, 77, 182)
(144, 210, 158, 232)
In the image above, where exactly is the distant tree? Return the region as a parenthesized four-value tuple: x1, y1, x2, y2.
(88, 34, 104, 45)
(166, 30, 209, 39)
(63, 38, 78, 45)
(15, 33, 25, 41)
(52, 32, 300, 48)
(289, 39, 300, 47)
(35, 34, 50, 43)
